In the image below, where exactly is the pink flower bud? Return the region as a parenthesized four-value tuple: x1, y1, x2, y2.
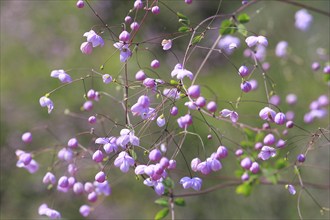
(263, 133, 276, 145)
(68, 138, 78, 148)
(80, 42, 93, 55)
(151, 59, 160, 69)
(238, 65, 249, 77)
(22, 132, 32, 143)
(151, 6, 160, 14)
(130, 22, 140, 31)
(170, 106, 178, 116)
(135, 70, 146, 81)
(92, 150, 104, 163)
(124, 16, 132, 23)
(241, 81, 252, 93)
(76, 0, 84, 8)
(149, 149, 162, 162)
(95, 171, 106, 183)
(119, 31, 130, 42)
(240, 157, 252, 170)
(206, 101, 217, 112)
(187, 85, 200, 98)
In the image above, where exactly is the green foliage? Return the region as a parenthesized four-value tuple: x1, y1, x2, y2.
(219, 19, 237, 35)
(178, 26, 191, 33)
(275, 158, 289, 170)
(155, 198, 169, 207)
(174, 198, 186, 207)
(237, 13, 250, 24)
(192, 34, 204, 45)
(154, 208, 169, 220)
(237, 24, 248, 37)
(236, 182, 253, 196)
(177, 12, 190, 26)
(263, 168, 278, 184)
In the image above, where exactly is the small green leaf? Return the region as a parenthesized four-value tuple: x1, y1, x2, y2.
(177, 12, 188, 20)
(178, 26, 190, 33)
(174, 198, 185, 206)
(219, 19, 237, 35)
(237, 24, 248, 37)
(192, 35, 204, 45)
(163, 177, 174, 189)
(255, 132, 265, 142)
(179, 19, 190, 26)
(240, 140, 253, 149)
(237, 13, 250, 24)
(275, 158, 289, 169)
(154, 208, 169, 220)
(236, 182, 252, 196)
(155, 198, 169, 207)
(170, 80, 179, 85)
(324, 74, 330, 82)
(244, 128, 255, 142)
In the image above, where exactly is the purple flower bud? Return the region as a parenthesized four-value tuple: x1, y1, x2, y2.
(276, 139, 286, 148)
(58, 176, 69, 188)
(156, 116, 166, 127)
(207, 134, 212, 139)
(191, 158, 201, 172)
(185, 0, 193, 4)
(275, 41, 288, 58)
(88, 115, 97, 124)
(240, 157, 252, 170)
(263, 133, 276, 145)
(177, 114, 193, 128)
(68, 163, 78, 176)
(168, 107, 178, 117)
(80, 205, 91, 217)
(297, 154, 305, 163)
(135, 70, 146, 81)
(149, 149, 162, 162)
(87, 89, 96, 100)
(286, 93, 297, 105)
(206, 101, 217, 112)
(73, 182, 84, 194)
(242, 0, 248, 5)
(92, 150, 104, 163)
(119, 30, 130, 42)
(80, 41, 93, 54)
(258, 146, 276, 160)
(311, 62, 320, 71)
(295, 9, 313, 31)
(250, 162, 260, 174)
(143, 78, 156, 88)
(168, 159, 176, 169)
(134, 0, 143, 9)
(159, 157, 169, 169)
(151, 59, 160, 69)
(43, 172, 56, 185)
(318, 95, 329, 107)
(102, 74, 112, 84)
(323, 65, 330, 74)
(22, 132, 32, 143)
(235, 148, 243, 156)
(269, 95, 280, 106)
(124, 16, 132, 23)
(255, 142, 263, 150)
(238, 65, 249, 77)
(259, 107, 276, 121)
(39, 96, 54, 114)
(68, 138, 78, 148)
(83, 100, 93, 111)
(216, 146, 228, 159)
(249, 79, 258, 90)
(151, 6, 160, 14)
(88, 191, 98, 202)
(68, 177, 76, 188)
(274, 112, 286, 125)
(187, 85, 200, 98)
(76, 0, 85, 8)
(241, 172, 250, 181)
(195, 96, 206, 107)
(240, 81, 252, 93)
(130, 22, 140, 31)
(286, 184, 296, 195)
(262, 62, 270, 71)
(95, 171, 106, 183)
(262, 122, 270, 130)
(161, 39, 172, 50)
(84, 182, 94, 193)
(245, 36, 258, 47)
(286, 120, 294, 128)
(258, 36, 268, 47)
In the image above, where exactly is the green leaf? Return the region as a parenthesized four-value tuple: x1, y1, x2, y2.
(163, 177, 174, 189)
(170, 80, 179, 85)
(236, 182, 252, 196)
(177, 12, 188, 20)
(192, 35, 204, 45)
(240, 140, 253, 149)
(244, 128, 255, 142)
(179, 19, 190, 26)
(237, 24, 248, 37)
(237, 13, 250, 24)
(275, 158, 289, 170)
(178, 26, 190, 33)
(263, 168, 278, 184)
(324, 74, 330, 82)
(155, 198, 169, 207)
(154, 208, 169, 220)
(255, 132, 265, 142)
(174, 198, 185, 206)
(219, 19, 237, 35)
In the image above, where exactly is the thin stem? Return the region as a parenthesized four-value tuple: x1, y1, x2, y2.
(276, 0, 330, 17)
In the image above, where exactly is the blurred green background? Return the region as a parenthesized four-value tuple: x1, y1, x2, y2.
(1, 0, 329, 219)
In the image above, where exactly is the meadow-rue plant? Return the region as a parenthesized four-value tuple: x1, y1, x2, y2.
(11, 0, 330, 219)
